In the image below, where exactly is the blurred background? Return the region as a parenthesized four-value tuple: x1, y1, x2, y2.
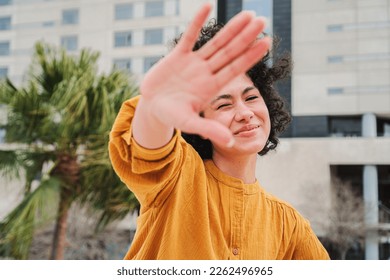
(0, 0, 389, 260)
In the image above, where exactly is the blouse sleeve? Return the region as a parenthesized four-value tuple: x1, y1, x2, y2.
(108, 95, 187, 208)
(292, 217, 331, 260)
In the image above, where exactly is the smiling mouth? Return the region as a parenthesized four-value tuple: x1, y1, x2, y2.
(233, 125, 260, 135)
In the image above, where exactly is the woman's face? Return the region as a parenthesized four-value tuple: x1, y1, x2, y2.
(203, 74, 271, 157)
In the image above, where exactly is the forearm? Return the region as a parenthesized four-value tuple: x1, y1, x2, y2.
(132, 96, 175, 149)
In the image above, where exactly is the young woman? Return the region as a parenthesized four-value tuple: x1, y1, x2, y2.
(109, 3, 329, 260)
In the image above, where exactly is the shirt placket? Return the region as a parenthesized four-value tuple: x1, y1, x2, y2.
(231, 188, 243, 259)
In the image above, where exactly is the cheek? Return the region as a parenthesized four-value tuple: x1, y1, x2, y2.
(258, 109, 271, 135)
(255, 104, 269, 121)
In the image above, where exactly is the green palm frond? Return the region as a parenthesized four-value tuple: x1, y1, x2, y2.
(0, 80, 52, 144)
(0, 148, 56, 193)
(22, 149, 56, 194)
(30, 42, 98, 95)
(0, 150, 24, 180)
(80, 130, 139, 232)
(0, 78, 18, 105)
(1, 40, 140, 259)
(0, 177, 60, 259)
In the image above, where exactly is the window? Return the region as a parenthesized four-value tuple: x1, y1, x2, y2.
(0, 17, 11, 31)
(144, 28, 163, 45)
(143, 56, 160, 72)
(327, 24, 343, 32)
(62, 9, 79, 25)
(175, 0, 180, 15)
(0, 128, 5, 144)
(61, 35, 78, 51)
(0, 41, 10, 56)
(113, 58, 132, 72)
(328, 116, 362, 137)
(0, 67, 8, 79)
(115, 3, 133, 20)
(114, 31, 132, 47)
(327, 87, 344, 94)
(328, 56, 343, 63)
(145, 1, 164, 17)
(243, 0, 273, 34)
(43, 21, 55, 27)
(0, 0, 11, 6)
(377, 117, 390, 137)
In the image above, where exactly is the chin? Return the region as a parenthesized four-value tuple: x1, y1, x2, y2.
(232, 144, 266, 156)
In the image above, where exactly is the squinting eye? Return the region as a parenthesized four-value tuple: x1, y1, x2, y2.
(246, 96, 259, 101)
(217, 104, 231, 110)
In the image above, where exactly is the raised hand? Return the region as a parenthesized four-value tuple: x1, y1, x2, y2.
(133, 3, 270, 149)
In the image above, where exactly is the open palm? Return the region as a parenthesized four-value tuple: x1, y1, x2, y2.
(140, 4, 270, 147)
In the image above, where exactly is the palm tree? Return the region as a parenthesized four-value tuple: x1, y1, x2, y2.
(0, 41, 139, 259)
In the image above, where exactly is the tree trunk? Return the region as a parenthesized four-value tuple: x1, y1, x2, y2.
(50, 153, 80, 259)
(50, 191, 71, 260)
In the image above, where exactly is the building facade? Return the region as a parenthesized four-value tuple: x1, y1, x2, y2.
(0, 0, 215, 85)
(218, 0, 390, 259)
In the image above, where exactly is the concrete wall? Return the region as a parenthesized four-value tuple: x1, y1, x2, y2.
(256, 136, 390, 235)
(292, 0, 390, 116)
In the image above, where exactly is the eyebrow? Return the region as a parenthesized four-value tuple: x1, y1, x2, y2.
(211, 86, 256, 105)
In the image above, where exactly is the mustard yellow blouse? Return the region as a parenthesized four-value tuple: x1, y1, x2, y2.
(109, 96, 330, 260)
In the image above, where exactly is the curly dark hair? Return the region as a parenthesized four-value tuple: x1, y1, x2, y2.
(172, 19, 292, 159)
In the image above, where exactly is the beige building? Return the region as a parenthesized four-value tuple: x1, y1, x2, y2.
(0, 0, 215, 84)
(255, 0, 390, 259)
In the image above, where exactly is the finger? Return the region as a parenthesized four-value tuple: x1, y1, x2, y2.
(196, 11, 255, 60)
(215, 37, 271, 88)
(206, 17, 266, 73)
(177, 3, 212, 52)
(182, 116, 235, 148)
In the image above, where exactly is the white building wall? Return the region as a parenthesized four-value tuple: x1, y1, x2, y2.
(292, 0, 390, 116)
(0, 0, 216, 85)
(256, 137, 390, 235)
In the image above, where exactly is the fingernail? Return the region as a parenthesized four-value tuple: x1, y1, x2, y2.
(227, 138, 235, 148)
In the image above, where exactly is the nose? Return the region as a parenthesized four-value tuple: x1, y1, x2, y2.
(234, 103, 254, 122)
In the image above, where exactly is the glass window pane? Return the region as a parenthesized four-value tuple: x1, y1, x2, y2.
(0, 42, 10, 56)
(0, 128, 5, 144)
(114, 31, 132, 47)
(62, 9, 79, 25)
(328, 56, 343, 63)
(175, 0, 180, 15)
(145, 1, 164, 17)
(0, 17, 11, 30)
(327, 87, 344, 94)
(115, 3, 133, 20)
(113, 58, 132, 72)
(144, 28, 163, 45)
(243, 0, 272, 34)
(327, 24, 343, 32)
(0, 0, 11, 6)
(43, 21, 55, 27)
(0, 67, 8, 78)
(61, 36, 78, 51)
(143, 56, 160, 72)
